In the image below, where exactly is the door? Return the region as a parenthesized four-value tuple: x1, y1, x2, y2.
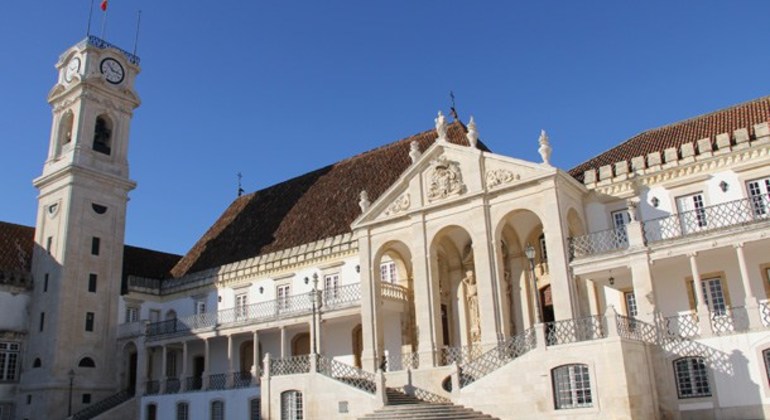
(128, 352, 137, 396)
(192, 356, 205, 390)
(676, 193, 707, 234)
(440, 304, 450, 347)
(291, 333, 310, 356)
(747, 177, 770, 217)
(611, 209, 631, 247)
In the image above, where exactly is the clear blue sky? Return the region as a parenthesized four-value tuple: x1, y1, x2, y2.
(2, 1, 770, 256)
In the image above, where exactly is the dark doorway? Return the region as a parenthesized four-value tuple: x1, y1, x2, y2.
(192, 356, 205, 390)
(441, 304, 450, 347)
(128, 352, 137, 396)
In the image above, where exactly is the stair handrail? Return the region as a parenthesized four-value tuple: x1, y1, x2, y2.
(68, 389, 132, 420)
(458, 327, 537, 388)
(315, 354, 376, 394)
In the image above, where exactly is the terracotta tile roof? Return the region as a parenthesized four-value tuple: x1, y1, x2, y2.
(0, 221, 34, 274)
(121, 245, 181, 293)
(569, 96, 770, 182)
(171, 121, 486, 278)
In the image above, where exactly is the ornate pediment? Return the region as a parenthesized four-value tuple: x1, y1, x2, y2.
(426, 155, 465, 202)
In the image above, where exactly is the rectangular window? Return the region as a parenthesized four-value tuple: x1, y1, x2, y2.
(250, 398, 261, 420)
(552, 364, 592, 409)
(149, 309, 161, 323)
(39, 313, 45, 332)
(236, 293, 249, 319)
(195, 300, 206, 315)
(277, 285, 291, 311)
(46, 236, 53, 254)
(91, 237, 100, 256)
(676, 192, 707, 233)
(125, 307, 139, 323)
(674, 357, 711, 398)
(88, 274, 97, 293)
(85, 312, 95, 332)
(166, 351, 177, 378)
(176, 402, 189, 420)
(747, 177, 770, 217)
(82, 394, 91, 404)
(324, 274, 340, 303)
(700, 277, 727, 316)
(624, 292, 638, 318)
(43, 273, 49, 292)
(380, 262, 397, 283)
(0, 342, 20, 382)
(610, 209, 631, 247)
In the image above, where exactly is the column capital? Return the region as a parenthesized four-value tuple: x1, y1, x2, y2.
(687, 252, 698, 259)
(733, 242, 745, 250)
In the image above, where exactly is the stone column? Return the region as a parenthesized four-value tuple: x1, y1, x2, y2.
(735, 243, 763, 329)
(629, 254, 657, 322)
(585, 279, 600, 316)
(412, 215, 440, 368)
(280, 327, 287, 358)
(252, 331, 260, 385)
(226, 335, 234, 388)
(359, 229, 384, 371)
(467, 205, 502, 349)
(160, 345, 168, 393)
(202, 338, 210, 390)
(688, 253, 711, 336)
(542, 187, 576, 320)
(180, 341, 188, 391)
(136, 342, 149, 395)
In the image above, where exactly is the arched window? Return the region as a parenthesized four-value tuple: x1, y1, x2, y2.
(281, 390, 303, 420)
(166, 310, 177, 320)
(249, 398, 261, 420)
(210, 400, 224, 420)
(32, 358, 41, 368)
(92, 115, 112, 155)
(552, 364, 592, 409)
(78, 357, 96, 368)
(176, 402, 189, 420)
(674, 357, 711, 398)
(146, 403, 157, 420)
(58, 111, 74, 147)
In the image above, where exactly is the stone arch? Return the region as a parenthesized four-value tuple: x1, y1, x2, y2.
(240, 339, 262, 374)
(372, 240, 416, 359)
(92, 113, 113, 155)
(56, 109, 74, 155)
(566, 207, 586, 237)
(121, 341, 138, 395)
(291, 332, 310, 356)
(352, 324, 363, 369)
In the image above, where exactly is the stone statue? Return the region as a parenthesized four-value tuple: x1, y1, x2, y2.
(435, 111, 448, 142)
(463, 270, 481, 343)
(409, 141, 421, 164)
(538, 129, 552, 166)
(358, 190, 370, 213)
(466, 116, 478, 148)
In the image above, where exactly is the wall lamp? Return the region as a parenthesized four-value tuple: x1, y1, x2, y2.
(608, 276, 615, 286)
(651, 197, 660, 208)
(719, 180, 729, 192)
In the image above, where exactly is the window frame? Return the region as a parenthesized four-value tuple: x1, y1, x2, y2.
(280, 390, 303, 420)
(210, 399, 225, 420)
(249, 397, 261, 420)
(379, 261, 397, 284)
(0, 342, 21, 383)
(673, 357, 711, 399)
(176, 401, 190, 420)
(85, 312, 95, 332)
(551, 363, 593, 410)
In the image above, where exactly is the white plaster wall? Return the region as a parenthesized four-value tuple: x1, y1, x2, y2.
(140, 387, 261, 420)
(0, 291, 29, 331)
(323, 319, 358, 366)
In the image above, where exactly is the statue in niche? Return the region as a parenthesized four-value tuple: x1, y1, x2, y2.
(463, 269, 481, 344)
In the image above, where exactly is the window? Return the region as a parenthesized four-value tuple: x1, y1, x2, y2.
(277, 285, 291, 311)
(58, 110, 74, 146)
(146, 403, 157, 420)
(610, 209, 631, 246)
(177, 402, 189, 420)
(676, 192, 707, 233)
(700, 277, 727, 316)
(748, 177, 770, 217)
(324, 274, 339, 303)
(674, 357, 711, 398)
(91, 204, 107, 214)
(88, 274, 97, 293)
(82, 394, 91, 404)
(380, 261, 397, 283)
(46, 236, 53, 254)
(0, 342, 20, 382)
(149, 309, 161, 323)
(538, 233, 548, 262)
(166, 351, 177, 377)
(125, 307, 139, 323)
(195, 300, 207, 315)
(281, 390, 303, 420)
(32, 358, 41, 368)
(39, 313, 45, 332)
(78, 357, 96, 368)
(91, 237, 100, 256)
(763, 349, 770, 386)
(552, 364, 592, 409)
(43, 273, 49, 292)
(250, 398, 261, 420)
(92, 115, 112, 155)
(236, 293, 249, 319)
(85, 312, 95, 332)
(624, 292, 638, 318)
(210, 400, 224, 420)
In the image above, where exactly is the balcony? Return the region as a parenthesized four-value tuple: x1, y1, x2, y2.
(569, 227, 628, 259)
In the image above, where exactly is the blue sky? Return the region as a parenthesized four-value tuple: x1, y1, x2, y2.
(2, 1, 770, 256)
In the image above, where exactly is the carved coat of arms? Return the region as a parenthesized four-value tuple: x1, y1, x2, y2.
(427, 156, 465, 202)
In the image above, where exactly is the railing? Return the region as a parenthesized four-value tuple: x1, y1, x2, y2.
(381, 283, 409, 301)
(664, 313, 700, 337)
(165, 377, 181, 394)
(384, 352, 419, 372)
(761, 300, 770, 327)
(436, 345, 483, 367)
(568, 227, 628, 259)
(185, 376, 203, 392)
(232, 372, 253, 388)
(145, 380, 160, 395)
(117, 321, 146, 339)
(146, 283, 363, 340)
(271, 355, 311, 376)
(644, 196, 770, 243)
(208, 373, 227, 390)
(316, 355, 376, 394)
(85, 35, 141, 65)
(545, 315, 605, 346)
(70, 390, 132, 420)
(616, 314, 658, 343)
(460, 328, 536, 388)
(709, 307, 749, 335)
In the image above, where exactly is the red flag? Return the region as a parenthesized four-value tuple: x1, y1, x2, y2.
(100, 0, 108, 11)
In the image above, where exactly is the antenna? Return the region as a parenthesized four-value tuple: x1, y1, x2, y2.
(449, 91, 459, 121)
(237, 172, 245, 197)
(86, 0, 95, 36)
(132, 10, 142, 56)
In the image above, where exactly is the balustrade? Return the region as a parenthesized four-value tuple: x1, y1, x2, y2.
(545, 315, 605, 346)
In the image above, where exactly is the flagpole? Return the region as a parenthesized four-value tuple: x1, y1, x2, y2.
(86, 0, 95, 36)
(133, 10, 142, 57)
(100, 2, 109, 39)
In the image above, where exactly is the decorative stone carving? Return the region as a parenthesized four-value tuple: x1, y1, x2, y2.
(409, 141, 421, 164)
(384, 193, 410, 216)
(426, 155, 465, 202)
(463, 270, 481, 344)
(485, 169, 520, 189)
(538, 129, 552, 166)
(358, 190, 370, 213)
(466, 116, 478, 148)
(435, 111, 448, 142)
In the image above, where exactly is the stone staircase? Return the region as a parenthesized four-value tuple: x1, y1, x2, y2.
(358, 389, 499, 420)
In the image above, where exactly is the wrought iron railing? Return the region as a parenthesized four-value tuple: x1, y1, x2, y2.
(271, 355, 311, 376)
(185, 376, 203, 392)
(70, 390, 132, 420)
(232, 372, 253, 388)
(709, 307, 749, 335)
(316, 355, 376, 394)
(644, 196, 770, 243)
(568, 227, 629, 259)
(545, 315, 605, 346)
(616, 314, 658, 343)
(165, 377, 181, 394)
(146, 283, 363, 340)
(381, 283, 409, 301)
(144, 380, 160, 395)
(207, 373, 227, 390)
(664, 313, 700, 337)
(85, 35, 141, 65)
(436, 344, 483, 366)
(384, 352, 419, 372)
(459, 328, 536, 388)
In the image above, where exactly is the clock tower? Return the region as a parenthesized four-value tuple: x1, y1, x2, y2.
(18, 36, 140, 418)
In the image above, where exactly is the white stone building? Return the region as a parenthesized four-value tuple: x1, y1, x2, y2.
(2, 36, 770, 420)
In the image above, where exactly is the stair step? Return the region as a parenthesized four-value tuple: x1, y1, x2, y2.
(360, 401, 497, 420)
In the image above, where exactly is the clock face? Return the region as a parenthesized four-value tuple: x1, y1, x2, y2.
(64, 57, 80, 83)
(100, 57, 125, 85)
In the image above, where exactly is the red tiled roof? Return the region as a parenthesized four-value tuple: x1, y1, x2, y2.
(0, 221, 34, 273)
(569, 96, 770, 181)
(123, 245, 181, 281)
(171, 121, 485, 278)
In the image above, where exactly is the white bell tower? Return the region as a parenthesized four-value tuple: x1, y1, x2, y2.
(18, 36, 140, 418)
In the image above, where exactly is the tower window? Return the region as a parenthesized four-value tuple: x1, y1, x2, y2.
(85, 312, 95, 332)
(39, 313, 45, 332)
(88, 274, 97, 293)
(92, 115, 112, 155)
(78, 357, 96, 368)
(91, 237, 100, 256)
(58, 110, 74, 146)
(32, 358, 41, 368)
(82, 394, 91, 404)
(91, 204, 107, 214)
(44, 274, 49, 292)
(46, 236, 53, 254)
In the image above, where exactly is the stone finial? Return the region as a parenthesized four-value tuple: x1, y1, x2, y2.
(435, 111, 448, 142)
(466, 116, 479, 149)
(538, 129, 552, 166)
(626, 198, 639, 221)
(359, 190, 370, 213)
(409, 141, 422, 163)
